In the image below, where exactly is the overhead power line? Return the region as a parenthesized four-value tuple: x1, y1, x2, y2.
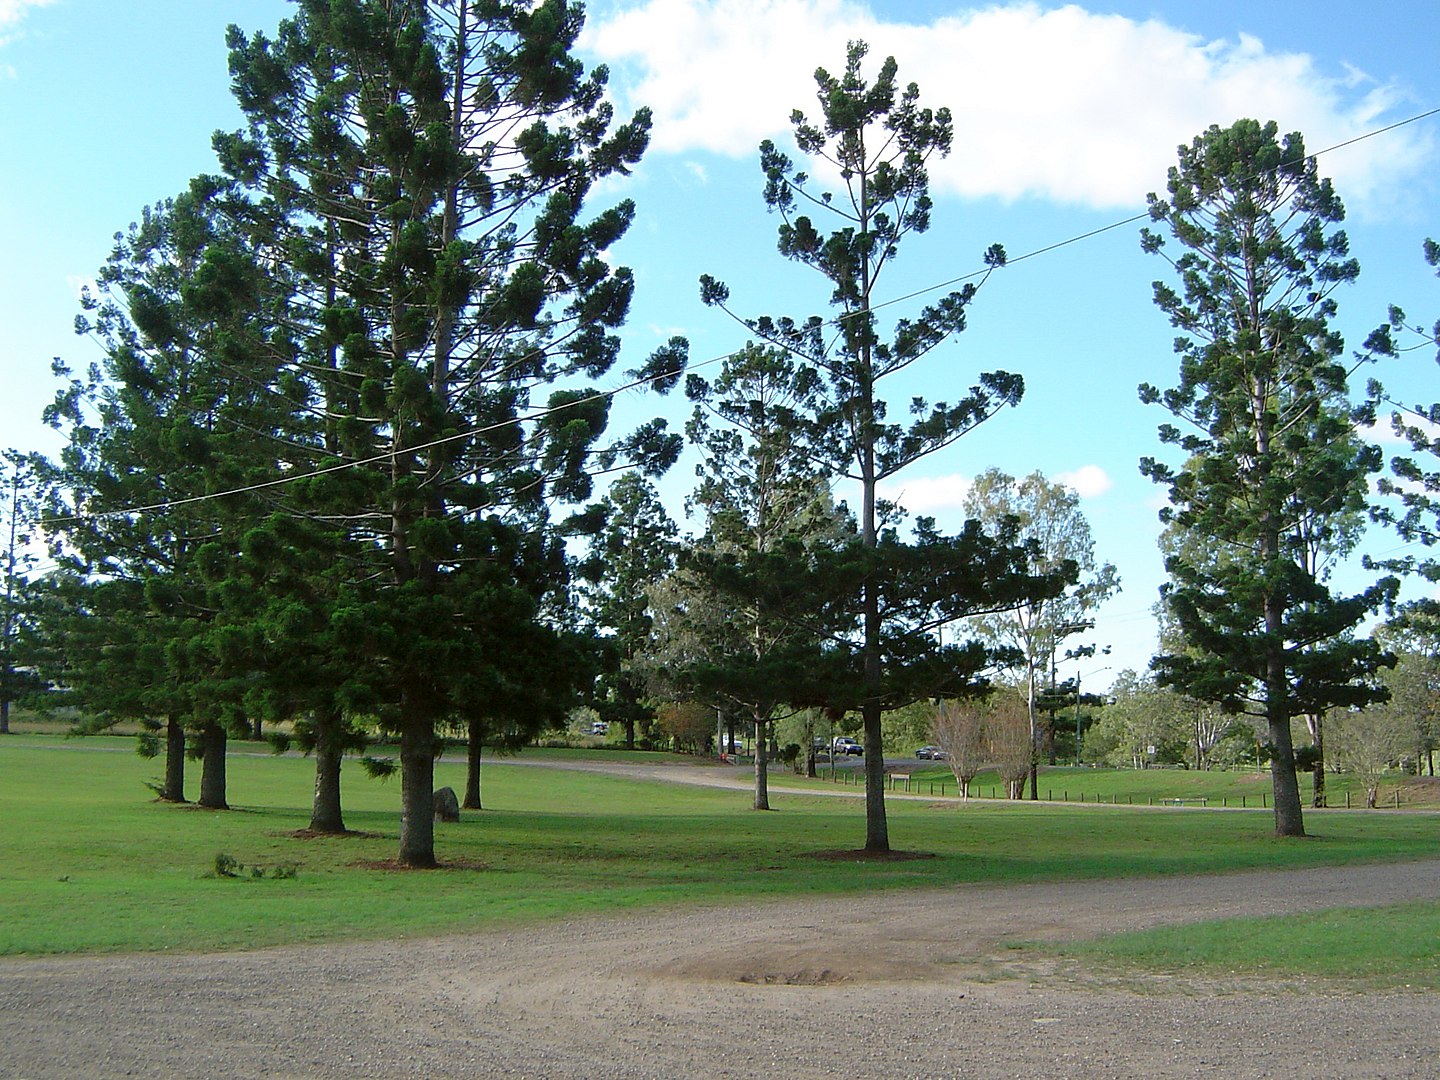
(35, 104, 1440, 529)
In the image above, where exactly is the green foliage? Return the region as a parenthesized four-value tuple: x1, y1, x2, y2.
(1139, 119, 1396, 835)
(701, 42, 1058, 850)
(571, 473, 678, 749)
(70, 0, 693, 864)
(211, 851, 299, 881)
(0, 452, 50, 734)
(1371, 239, 1440, 577)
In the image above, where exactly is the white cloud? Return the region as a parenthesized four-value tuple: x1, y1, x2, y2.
(1364, 412, 1440, 446)
(584, 0, 1432, 211)
(0, 0, 57, 38)
(876, 471, 972, 514)
(1055, 464, 1113, 497)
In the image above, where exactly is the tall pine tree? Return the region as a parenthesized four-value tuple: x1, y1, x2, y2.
(1139, 118, 1396, 837)
(220, 0, 682, 865)
(699, 43, 1056, 851)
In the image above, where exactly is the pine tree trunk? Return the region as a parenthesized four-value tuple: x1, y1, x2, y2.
(310, 745, 345, 833)
(463, 718, 483, 810)
(397, 720, 437, 868)
(1265, 635, 1305, 836)
(862, 694, 887, 850)
(0, 696, 9, 734)
(753, 716, 770, 810)
(308, 703, 345, 832)
(198, 722, 228, 810)
(161, 714, 186, 803)
(861, 450, 889, 852)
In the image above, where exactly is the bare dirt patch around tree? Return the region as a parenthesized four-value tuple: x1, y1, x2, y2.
(3, 859, 1438, 1079)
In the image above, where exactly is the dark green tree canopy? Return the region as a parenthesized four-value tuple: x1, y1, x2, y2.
(1138, 118, 1396, 837)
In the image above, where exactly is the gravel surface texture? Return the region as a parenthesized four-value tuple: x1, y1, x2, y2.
(4, 757, 1439, 1078)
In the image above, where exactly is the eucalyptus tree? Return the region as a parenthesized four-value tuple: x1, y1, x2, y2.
(220, 0, 682, 865)
(962, 468, 1116, 794)
(1139, 119, 1396, 836)
(699, 43, 1054, 851)
(1083, 669, 1192, 768)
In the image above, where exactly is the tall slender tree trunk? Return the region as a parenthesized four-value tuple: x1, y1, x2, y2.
(160, 713, 186, 802)
(198, 722, 228, 810)
(753, 715, 770, 810)
(1255, 376, 1304, 837)
(0, 695, 9, 735)
(860, 424, 889, 851)
(463, 717, 483, 811)
(397, 716, 437, 868)
(310, 704, 345, 833)
(1265, 609, 1305, 836)
(1307, 712, 1327, 808)
(1027, 666, 1039, 800)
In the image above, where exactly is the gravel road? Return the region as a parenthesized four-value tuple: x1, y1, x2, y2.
(4, 856, 1439, 1079)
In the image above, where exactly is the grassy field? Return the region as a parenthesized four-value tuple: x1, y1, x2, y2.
(876, 761, 1440, 809)
(3, 734, 1438, 970)
(1053, 901, 1440, 990)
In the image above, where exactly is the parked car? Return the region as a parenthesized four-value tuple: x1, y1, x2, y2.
(590, 721, 609, 735)
(916, 745, 947, 760)
(832, 736, 863, 756)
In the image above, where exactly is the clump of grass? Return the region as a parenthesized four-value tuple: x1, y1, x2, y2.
(210, 852, 299, 881)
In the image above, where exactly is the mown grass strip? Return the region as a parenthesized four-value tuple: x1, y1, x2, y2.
(1054, 900, 1440, 990)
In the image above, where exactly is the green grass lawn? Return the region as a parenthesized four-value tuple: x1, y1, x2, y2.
(879, 761, 1438, 809)
(3, 735, 1438, 966)
(1054, 901, 1440, 990)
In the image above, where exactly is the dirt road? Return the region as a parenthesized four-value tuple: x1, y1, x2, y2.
(4, 858, 1439, 1079)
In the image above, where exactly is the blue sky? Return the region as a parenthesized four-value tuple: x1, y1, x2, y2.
(2, 0, 1438, 688)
